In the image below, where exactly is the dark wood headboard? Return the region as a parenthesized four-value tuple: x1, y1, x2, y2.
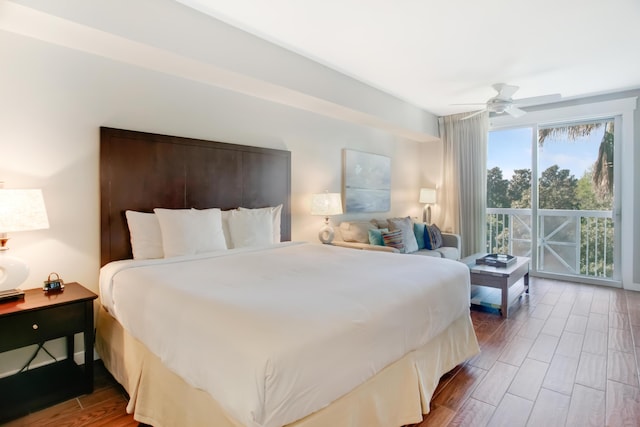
(100, 127, 291, 266)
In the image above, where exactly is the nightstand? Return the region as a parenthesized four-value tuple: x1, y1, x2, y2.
(0, 282, 98, 423)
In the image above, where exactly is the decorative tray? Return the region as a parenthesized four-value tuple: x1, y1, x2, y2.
(475, 253, 516, 268)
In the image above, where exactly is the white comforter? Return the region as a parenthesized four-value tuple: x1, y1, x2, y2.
(99, 242, 471, 427)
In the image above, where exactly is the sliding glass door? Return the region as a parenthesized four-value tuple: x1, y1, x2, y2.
(487, 118, 621, 285)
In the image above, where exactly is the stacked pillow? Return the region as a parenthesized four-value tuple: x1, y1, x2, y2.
(124, 210, 164, 260)
(125, 204, 283, 260)
(153, 208, 227, 258)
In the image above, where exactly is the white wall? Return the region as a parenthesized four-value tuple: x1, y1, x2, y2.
(0, 1, 441, 372)
(14, 0, 440, 137)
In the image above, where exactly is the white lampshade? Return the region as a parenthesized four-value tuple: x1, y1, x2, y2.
(0, 188, 49, 292)
(419, 188, 436, 204)
(310, 193, 343, 216)
(0, 189, 49, 233)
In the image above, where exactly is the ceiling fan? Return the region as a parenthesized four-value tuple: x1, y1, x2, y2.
(457, 83, 561, 120)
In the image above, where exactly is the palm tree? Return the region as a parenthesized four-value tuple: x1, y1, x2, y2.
(538, 121, 614, 198)
(592, 122, 614, 198)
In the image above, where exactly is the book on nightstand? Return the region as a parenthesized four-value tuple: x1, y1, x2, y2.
(0, 289, 25, 302)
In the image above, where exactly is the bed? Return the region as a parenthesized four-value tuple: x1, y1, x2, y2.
(96, 127, 480, 427)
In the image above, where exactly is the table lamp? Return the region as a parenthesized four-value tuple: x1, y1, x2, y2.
(0, 187, 49, 300)
(419, 188, 436, 224)
(310, 192, 343, 244)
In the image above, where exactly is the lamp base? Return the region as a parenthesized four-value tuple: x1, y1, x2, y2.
(423, 205, 432, 225)
(318, 223, 335, 244)
(0, 251, 29, 292)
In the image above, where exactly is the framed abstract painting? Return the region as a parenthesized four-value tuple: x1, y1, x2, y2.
(342, 149, 391, 213)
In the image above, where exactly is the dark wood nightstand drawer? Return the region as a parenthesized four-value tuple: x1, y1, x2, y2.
(0, 303, 85, 352)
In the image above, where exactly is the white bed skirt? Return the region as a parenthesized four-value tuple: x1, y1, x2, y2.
(96, 306, 479, 427)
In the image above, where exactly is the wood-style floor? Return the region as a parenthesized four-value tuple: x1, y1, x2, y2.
(5, 277, 640, 427)
(414, 277, 640, 427)
(3, 359, 137, 427)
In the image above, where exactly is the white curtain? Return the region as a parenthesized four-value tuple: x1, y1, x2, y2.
(437, 112, 488, 257)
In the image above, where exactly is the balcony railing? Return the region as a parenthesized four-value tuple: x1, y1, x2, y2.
(486, 208, 614, 279)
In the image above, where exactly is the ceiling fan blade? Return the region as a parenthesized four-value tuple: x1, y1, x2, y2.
(450, 103, 486, 106)
(514, 93, 562, 107)
(492, 83, 519, 100)
(505, 105, 526, 118)
(461, 109, 486, 120)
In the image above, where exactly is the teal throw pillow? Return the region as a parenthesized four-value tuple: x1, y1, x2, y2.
(414, 223, 426, 249)
(368, 228, 389, 246)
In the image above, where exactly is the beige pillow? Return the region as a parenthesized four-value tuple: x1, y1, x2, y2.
(339, 221, 378, 243)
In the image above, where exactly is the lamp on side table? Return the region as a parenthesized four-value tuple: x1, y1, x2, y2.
(0, 185, 49, 301)
(310, 192, 343, 244)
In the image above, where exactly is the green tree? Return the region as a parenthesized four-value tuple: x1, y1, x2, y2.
(487, 167, 510, 208)
(576, 169, 614, 277)
(576, 169, 612, 210)
(593, 122, 614, 198)
(538, 165, 578, 209)
(538, 121, 614, 200)
(508, 169, 531, 208)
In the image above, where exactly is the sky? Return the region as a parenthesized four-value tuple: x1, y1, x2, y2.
(488, 125, 607, 181)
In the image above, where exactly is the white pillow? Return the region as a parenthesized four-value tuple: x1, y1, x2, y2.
(228, 208, 274, 248)
(387, 216, 419, 254)
(220, 209, 235, 248)
(125, 210, 164, 259)
(238, 204, 282, 243)
(154, 208, 227, 257)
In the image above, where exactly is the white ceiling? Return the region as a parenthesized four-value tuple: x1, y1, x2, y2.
(176, 0, 640, 116)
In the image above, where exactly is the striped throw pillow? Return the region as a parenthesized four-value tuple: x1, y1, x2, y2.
(381, 229, 405, 253)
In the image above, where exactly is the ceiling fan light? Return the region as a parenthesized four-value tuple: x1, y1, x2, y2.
(487, 98, 509, 114)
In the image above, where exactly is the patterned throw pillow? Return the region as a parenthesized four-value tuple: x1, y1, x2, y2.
(424, 224, 443, 250)
(381, 229, 405, 252)
(387, 216, 419, 253)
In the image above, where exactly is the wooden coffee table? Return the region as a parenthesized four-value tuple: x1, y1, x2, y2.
(461, 254, 530, 318)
